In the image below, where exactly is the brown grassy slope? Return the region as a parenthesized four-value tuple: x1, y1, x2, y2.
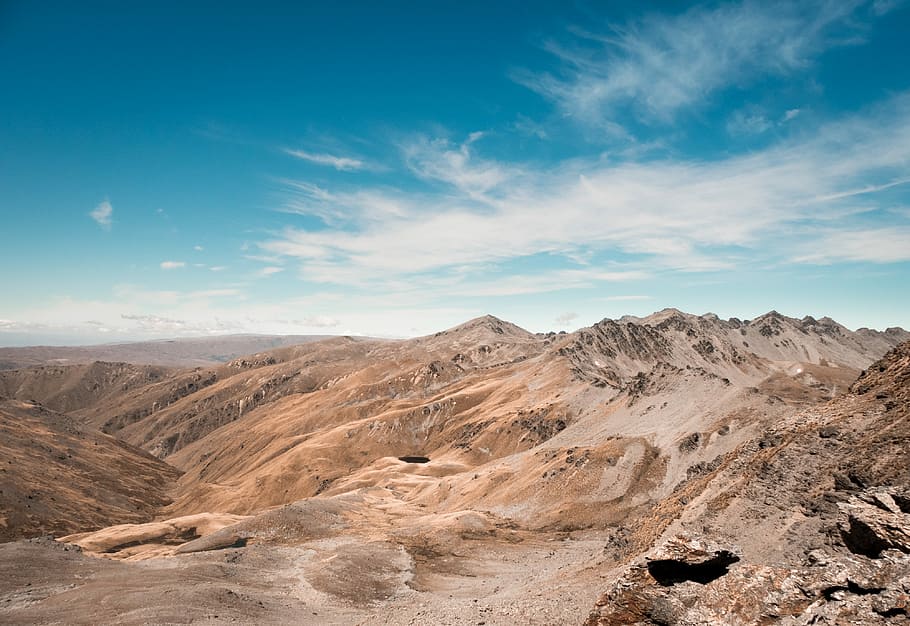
(0, 398, 180, 542)
(145, 313, 901, 527)
(0, 361, 172, 416)
(1, 312, 904, 542)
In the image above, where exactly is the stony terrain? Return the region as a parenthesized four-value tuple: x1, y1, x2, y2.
(586, 340, 910, 624)
(0, 310, 908, 624)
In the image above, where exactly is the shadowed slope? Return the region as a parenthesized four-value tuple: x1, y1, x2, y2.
(0, 399, 180, 541)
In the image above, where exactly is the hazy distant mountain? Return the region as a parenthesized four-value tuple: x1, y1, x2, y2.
(0, 334, 336, 370)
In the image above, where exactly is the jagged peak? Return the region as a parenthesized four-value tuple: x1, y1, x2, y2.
(749, 310, 784, 324)
(637, 308, 690, 325)
(744, 310, 802, 328)
(653, 307, 685, 317)
(432, 314, 533, 339)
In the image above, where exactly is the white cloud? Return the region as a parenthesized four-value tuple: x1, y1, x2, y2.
(603, 295, 653, 301)
(514, 114, 549, 139)
(284, 148, 366, 171)
(516, 1, 872, 125)
(0, 286, 483, 342)
(194, 245, 204, 251)
(260, 93, 910, 289)
(259, 266, 284, 276)
(729, 107, 802, 135)
(209, 266, 227, 272)
(792, 227, 910, 264)
(160, 261, 186, 270)
(244, 253, 283, 263)
(727, 111, 773, 136)
(555, 311, 578, 325)
(121, 313, 188, 332)
(296, 315, 339, 328)
(437, 269, 648, 298)
(402, 133, 518, 202)
(187, 289, 242, 298)
(89, 200, 113, 230)
(277, 179, 414, 226)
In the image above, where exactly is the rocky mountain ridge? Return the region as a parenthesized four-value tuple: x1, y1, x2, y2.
(0, 310, 908, 624)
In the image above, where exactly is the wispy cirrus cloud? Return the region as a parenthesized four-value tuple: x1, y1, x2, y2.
(284, 148, 367, 171)
(514, 0, 876, 127)
(402, 132, 518, 201)
(188, 288, 243, 298)
(792, 227, 910, 264)
(260, 93, 910, 288)
(602, 295, 653, 302)
(160, 261, 186, 270)
(726, 106, 805, 136)
(89, 200, 113, 230)
(726, 111, 774, 136)
(435, 268, 648, 298)
(277, 179, 415, 226)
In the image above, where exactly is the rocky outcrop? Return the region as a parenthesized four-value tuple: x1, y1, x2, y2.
(840, 489, 910, 558)
(586, 338, 910, 625)
(227, 354, 277, 369)
(586, 530, 910, 625)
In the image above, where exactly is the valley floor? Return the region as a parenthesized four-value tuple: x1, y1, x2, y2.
(1, 529, 610, 625)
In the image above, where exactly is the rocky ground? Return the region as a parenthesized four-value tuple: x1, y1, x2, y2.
(0, 311, 908, 624)
(586, 340, 910, 624)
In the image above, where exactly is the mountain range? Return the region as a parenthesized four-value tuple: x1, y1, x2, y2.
(1, 309, 909, 624)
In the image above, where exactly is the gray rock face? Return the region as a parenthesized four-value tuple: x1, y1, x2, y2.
(839, 489, 910, 558)
(586, 494, 910, 625)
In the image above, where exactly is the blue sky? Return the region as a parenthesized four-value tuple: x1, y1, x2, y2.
(1, 0, 909, 345)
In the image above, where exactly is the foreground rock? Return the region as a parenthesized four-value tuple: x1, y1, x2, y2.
(587, 530, 910, 625)
(840, 490, 910, 558)
(586, 339, 910, 626)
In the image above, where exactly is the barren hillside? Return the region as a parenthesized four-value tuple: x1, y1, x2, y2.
(0, 311, 908, 625)
(0, 398, 180, 542)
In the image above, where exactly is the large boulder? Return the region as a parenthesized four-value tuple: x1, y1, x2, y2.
(839, 489, 910, 558)
(586, 527, 910, 625)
